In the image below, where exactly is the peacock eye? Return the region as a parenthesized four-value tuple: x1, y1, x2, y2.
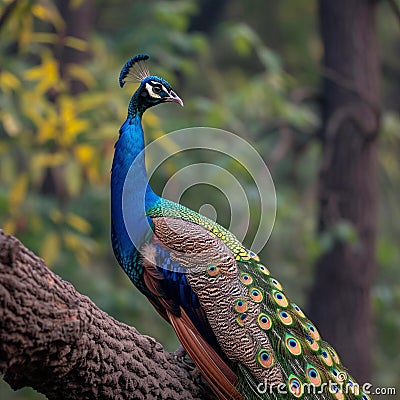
(152, 85, 162, 94)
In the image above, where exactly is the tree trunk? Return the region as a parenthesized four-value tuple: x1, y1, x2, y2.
(309, 0, 381, 383)
(0, 230, 212, 400)
(55, 0, 95, 95)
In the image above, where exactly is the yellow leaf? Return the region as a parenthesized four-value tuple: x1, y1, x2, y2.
(64, 232, 81, 251)
(24, 53, 60, 93)
(2, 112, 21, 136)
(67, 64, 96, 88)
(32, 3, 65, 31)
(9, 174, 28, 210)
(0, 71, 21, 93)
(66, 213, 91, 234)
(65, 36, 88, 52)
(32, 4, 50, 20)
(64, 119, 89, 142)
(41, 233, 60, 266)
(20, 90, 59, 143)
(57, 96, 89, 144)
(36, 120, 58, 143)
(74, 144, 94, 164)
(3, 219, 16, 235)
(31, 32, 58, 45)
(70, 0, 85, 9)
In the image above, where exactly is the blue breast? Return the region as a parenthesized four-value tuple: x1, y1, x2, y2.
(111, 114, 224, 356)
(111, 115, 159, 290)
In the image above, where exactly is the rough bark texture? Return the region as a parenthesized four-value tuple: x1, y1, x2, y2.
(0, 230, 212, 400)
(309, 0, 381, 383)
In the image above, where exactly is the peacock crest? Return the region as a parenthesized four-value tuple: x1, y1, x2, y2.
(119, 54, 150, 87)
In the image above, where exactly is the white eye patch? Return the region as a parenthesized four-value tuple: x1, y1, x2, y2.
(146, 81, 169, 99)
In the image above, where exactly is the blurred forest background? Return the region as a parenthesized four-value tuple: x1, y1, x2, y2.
(0, 0, 399, 398)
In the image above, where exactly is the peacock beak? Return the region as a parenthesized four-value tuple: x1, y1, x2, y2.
(166, 90, 184, 107)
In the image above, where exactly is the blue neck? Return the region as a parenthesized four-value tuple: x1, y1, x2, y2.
(111, 113, 160, 263)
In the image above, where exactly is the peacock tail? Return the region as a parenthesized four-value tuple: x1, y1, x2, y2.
(111, 54, 371, 400)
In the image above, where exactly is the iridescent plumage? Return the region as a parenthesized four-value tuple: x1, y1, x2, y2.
(111, 55, 370, 400)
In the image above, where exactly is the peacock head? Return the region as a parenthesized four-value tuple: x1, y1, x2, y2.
(119, 54, 183, 115)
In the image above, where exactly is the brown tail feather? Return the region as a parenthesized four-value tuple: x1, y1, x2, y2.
(167, 309, 242, 400)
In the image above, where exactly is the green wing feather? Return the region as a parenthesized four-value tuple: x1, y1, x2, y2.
(147, 199, 370, 400)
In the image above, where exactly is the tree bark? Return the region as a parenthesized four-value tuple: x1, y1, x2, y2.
(0, 230, 212, 400)
(309, 0, 381, 383)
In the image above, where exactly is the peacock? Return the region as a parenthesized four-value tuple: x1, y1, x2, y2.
(111, 54, 370, 400)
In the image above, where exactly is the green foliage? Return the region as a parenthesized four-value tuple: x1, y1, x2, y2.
(0, 0, 399, 398)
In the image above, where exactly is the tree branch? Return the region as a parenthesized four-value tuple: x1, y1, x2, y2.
(0, 230, 212, 400)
